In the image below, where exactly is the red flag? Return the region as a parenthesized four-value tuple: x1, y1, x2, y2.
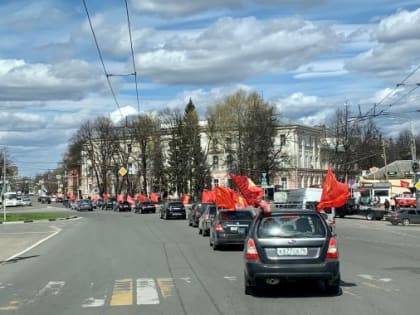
(230, 190, 249, 209)
(102, 193, 109, 200)
(117, 194, 124, 203)
(215, 186, 236, 210)
(182, 193, 190, 205)
(138, 194, 147, 202)
(150, 192, 159, 203)
(127, 194, 135, 205)
(400, 180, 410, 188)
(201, 189, 216, 203)
(317, 168, 350, 211)
(231, 174, 264, 207)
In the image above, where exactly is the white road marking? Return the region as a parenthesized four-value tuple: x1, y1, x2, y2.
(224, 276, 237, 281)
(137, 278, 159, 305)
(179, 277, 192, 284)
(37, 281, 65, 296)
(358, 274, 374, 281)
(2, 226, 61, 264)
(82, 297, 106, 308)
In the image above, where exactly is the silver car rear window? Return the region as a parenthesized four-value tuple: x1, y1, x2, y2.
(257, 214, 326, 238)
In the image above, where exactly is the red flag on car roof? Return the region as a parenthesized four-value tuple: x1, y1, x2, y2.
(317, 167, 350, 211)
(182, 193, 190, 205)
(201, 189, 216, 203)
(138, 194, 147, 202)
(127, 194, 135, 205)
(215, 186, 236, 210)
(150, 192, 159, 203)
(230, 174, 263, 207)
(102, 193, 109, 200)
(117, 194, 124, 203)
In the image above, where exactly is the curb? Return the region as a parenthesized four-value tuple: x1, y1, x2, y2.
(0, 215, 79, 225)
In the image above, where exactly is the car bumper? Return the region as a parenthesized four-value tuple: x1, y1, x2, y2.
(215, 233, 247, 245)
(245, 260, 339, 284)
(167, 211, 186, 218)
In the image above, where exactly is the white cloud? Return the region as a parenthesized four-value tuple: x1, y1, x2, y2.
(376, 8, 420, 42)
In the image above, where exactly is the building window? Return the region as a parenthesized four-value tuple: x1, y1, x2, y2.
(213, 178, 219, 187)
(280, 134, 286, 146)
(226, 154, 233, 170)
(213, 156, 219, 169)
(281, 177, 287, 190)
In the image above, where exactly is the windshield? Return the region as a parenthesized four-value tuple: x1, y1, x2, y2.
(219, 210, 253, 220)
(257, 213, 326, 238)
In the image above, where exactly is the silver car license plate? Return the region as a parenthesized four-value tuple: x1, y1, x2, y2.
(277, 248, 308, 256)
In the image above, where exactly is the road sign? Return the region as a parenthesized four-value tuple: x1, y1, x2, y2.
(119, 167, 127, 176)
(56, 174, 62, 180)
(415, 182, 420, 191)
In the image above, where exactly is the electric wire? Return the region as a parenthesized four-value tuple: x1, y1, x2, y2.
(124, 0, 141, 112)
(82, 0, 124, 118)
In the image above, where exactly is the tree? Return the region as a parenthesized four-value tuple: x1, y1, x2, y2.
(206, 89, 279, 185)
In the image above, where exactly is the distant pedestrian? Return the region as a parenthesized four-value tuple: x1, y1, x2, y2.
(390, 198, 396, 211)
(384, 199, 390, 212)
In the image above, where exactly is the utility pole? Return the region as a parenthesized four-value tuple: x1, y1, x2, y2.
(382, 140, 388, 181)
(3, 150, 6, 222)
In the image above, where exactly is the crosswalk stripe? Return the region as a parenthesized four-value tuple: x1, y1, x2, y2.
(136, 278, 159, 305)
(110, 279, 133, 306)
(157, 278, 175, 298)
(37, 281, 65, 297)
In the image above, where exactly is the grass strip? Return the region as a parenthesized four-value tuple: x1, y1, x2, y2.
(0, 212, 73, 223)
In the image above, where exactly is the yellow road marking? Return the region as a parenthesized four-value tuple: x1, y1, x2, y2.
(0, 300, 19, 310)
(110, 278, 133, 306)
(157, 278, 175, 298)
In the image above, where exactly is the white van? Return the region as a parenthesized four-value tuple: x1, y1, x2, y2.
(3, 192, 18, 207)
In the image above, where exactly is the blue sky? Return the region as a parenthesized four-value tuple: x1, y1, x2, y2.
(1, 0, 420, 177)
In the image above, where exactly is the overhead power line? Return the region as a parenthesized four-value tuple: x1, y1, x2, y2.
(82, 0, 124, 118)
(124, 0, 141, 112)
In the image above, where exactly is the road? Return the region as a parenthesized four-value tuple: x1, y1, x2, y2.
(1, 204, 420, 315)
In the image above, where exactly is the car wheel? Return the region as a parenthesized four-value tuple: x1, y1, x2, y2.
(213, 240, 219, 250)
(325, 277, 340, 295)
(391, 221, 398, 226)
(244, 273, 255, 295)
(402, 218, 410, 226)
(366, 212, 374, 221)
(188, 220, 192, 226)
(198, 228, 202, 235)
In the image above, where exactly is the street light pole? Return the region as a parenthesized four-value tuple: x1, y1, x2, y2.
(3, 150, 6, 222)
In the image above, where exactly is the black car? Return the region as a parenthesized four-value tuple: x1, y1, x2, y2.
(198, 204, 217, 236)
(244, 209, 340, 295)
(134, 201, 156, 214)
(189, 202, 214, 227)
(160, 201, 186, 220)
(116, 201, 131, 212)
(209, 209, 254, 250)
(103, 198, 118, 210)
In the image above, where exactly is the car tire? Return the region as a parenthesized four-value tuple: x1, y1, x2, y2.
(325, 277, 340, 295)
(391, 221, 398, 226)
(402, 218, 410, 226)
(366, 212, 374, 221)
(198, 228, 202, 235)
(244, 273, 255, 295)
(213, 240, 219, 250)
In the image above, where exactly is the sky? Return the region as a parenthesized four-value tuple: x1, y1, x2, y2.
(1, 0, 420, 177)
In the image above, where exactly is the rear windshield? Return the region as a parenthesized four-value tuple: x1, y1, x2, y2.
(219, 211, 253, 220)
(257, 213, 326, 238)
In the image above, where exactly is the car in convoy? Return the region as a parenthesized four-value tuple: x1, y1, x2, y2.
(134, 201, 156, 214)
(198, 204, 217, 236)
(209, 209, 254, 250)
(76, 199, 94, 211)
(160, 201, 186, 220)
(389, 209, 420, 226)
(244, 208, 340, 295)
(188, 202, 214, 227)
(116, 201, 132, 212)
(103, 198, 118, 210)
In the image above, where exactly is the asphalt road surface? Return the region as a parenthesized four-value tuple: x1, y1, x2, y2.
(1, 206, 420, 315)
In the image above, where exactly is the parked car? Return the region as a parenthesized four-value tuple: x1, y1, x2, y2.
(134, 201, 156, 214)
(76, 199, 94, 211)
(116, 201, 131, 212)
(198, 204, 217, 236)
(189, 202, 214, 227)
(160, 201, 186, 220)
(22, 196, 32, 206)
(389, 209, 420, 226)
(209, 209, 254, 250)
(244, 209, 340, 295)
